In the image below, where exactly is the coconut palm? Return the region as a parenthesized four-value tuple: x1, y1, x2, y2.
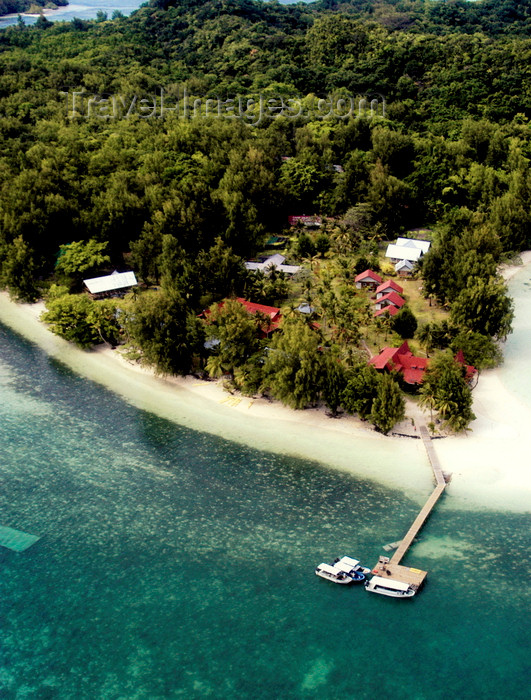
(417, 323, 434, 356)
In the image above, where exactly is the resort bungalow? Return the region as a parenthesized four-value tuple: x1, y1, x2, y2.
(385, 237, 431, 266)
(394, 259, 415, 277)
(373, 291, 405, 311)
(370, 341, 477, 387)
(374, 305, 399, 318)
(369, 341, 429, 386)
(355, 269, 382, 290)
(202, 298, 282, 338)
(245, 254, 301, 276)
(84, 270, 138, 299)
(375, 279, 403, 299)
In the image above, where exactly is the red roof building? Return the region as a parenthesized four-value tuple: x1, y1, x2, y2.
(369, 341, 428, 385)
(235, 298, 281, 328)
(355, 269, 383, 289)
(375, 279, 403, 298)
(370, 342, 477, 387)
(374, 291, 405, 311)
(374, 305, 399, 318)
(455, 350, 478, 384)
(201, 298, 282, 337)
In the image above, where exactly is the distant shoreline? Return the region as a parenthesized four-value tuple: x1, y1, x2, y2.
(0, 9, 54, 19)
(1, 254, 530, 512)
(0, 2, 64, 20)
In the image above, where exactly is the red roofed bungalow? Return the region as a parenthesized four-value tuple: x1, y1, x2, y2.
(355, 269, 382, 290)
(374, 305, 399, 318)
(370, 343, 477, 387)
(398, 353, 429, 385)
(369, 341, 429, 386)
(375, 279, 403, 298)
(455, 349, 478, 385)
(374, 291, 405, 311)
(370, 345, 404, 372)
(201, 298, 282, 338)
(235, 298, 281, 329)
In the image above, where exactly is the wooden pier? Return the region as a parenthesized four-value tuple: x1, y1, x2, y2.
(371, 424, 449, 591)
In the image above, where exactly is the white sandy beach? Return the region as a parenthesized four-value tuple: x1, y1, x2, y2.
(1, 255, 530, 512)
(0, 8, 54, 19)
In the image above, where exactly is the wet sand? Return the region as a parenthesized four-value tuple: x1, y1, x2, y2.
(1, 255, 530, 512)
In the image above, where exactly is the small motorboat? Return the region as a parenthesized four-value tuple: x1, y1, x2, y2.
(315, 562, 353, 584)
(333, 556, 371, 576)
(333, 560, 366, 582)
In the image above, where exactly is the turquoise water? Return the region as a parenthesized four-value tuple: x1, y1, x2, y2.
(0, 323, 529, 699)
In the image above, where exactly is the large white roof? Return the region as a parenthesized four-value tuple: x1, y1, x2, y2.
(264, 254, 285, 267)
(84, 271, 138, 294)
(396, 237, 431, 253)
(245, 254, 300, 275)
(386, 238, 431, 261)
(385, 244, 423, 262)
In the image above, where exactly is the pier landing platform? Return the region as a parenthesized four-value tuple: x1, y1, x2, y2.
(372, 555, 427, 590)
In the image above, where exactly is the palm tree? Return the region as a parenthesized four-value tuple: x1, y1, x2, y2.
(206, 354, 229, 379)
(419, 384, 436, 422)
(435, 397, 458, 419)
(417, 323, 434, 356)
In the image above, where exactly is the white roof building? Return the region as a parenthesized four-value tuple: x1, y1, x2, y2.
(245, 254, 301, 276)
(385, 238, 431, 263)
(395, 259, 414, 274)
(296, 303, 314, 315)
(84, 270, 138, 295)
(395, 237, 431, 254)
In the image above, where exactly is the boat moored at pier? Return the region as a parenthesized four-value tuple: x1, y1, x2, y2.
(332, 560, 366, 582)
(334, 555, 371, 576)
(364, 575, 416, 598)
(315, 562, 354, 584)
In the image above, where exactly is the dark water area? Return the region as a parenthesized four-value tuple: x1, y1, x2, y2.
(0, 322, 529, 699)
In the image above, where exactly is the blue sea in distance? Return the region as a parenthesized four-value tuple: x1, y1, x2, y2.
(0, 0, 311, 29)
(0, 270, 530, 699)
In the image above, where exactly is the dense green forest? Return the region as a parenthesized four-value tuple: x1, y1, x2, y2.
(0, 0, 529, 431)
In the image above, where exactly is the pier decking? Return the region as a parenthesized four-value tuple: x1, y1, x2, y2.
(390, 481, 446, 566)
(371, 424, 448, 591)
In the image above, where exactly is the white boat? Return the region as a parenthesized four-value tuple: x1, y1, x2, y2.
(333, 560, 365, 582)
(334, 556, 371, 576)
(364, 575, 416, 598)
(315, 562, 353, 585)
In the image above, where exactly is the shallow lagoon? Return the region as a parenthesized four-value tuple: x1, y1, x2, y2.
(0, 322, 529, 699)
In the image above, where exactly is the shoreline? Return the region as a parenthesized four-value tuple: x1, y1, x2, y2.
(499, 250, 531, 282)
(1, 255, 531, 512)
(0, 8, 56, 19)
